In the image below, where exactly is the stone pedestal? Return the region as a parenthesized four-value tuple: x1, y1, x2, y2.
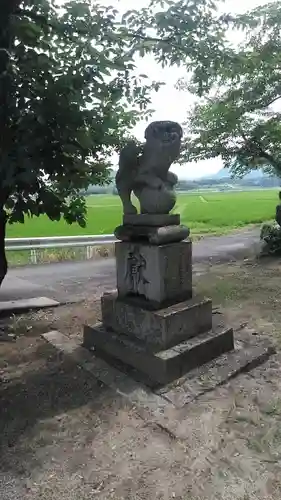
(83, 218, 234, 385)
(116, 241, 192, 308)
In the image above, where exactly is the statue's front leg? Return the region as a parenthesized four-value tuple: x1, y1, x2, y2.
(118, 187, 137, 215)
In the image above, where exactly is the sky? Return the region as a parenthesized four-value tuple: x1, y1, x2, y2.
(101, 0, 269, 179)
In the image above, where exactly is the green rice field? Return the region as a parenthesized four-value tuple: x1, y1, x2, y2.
(6, 189, 279, 239)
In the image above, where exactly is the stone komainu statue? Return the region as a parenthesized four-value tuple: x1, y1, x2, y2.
(116, 121, 183, 215)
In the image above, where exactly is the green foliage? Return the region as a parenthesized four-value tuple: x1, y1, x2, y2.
(121, 0, 225, 78)
(1, 0, 153, 227)
(0, 0, 228, 230)
(181, 1, 281, 178)
(260, 223, 281, 256)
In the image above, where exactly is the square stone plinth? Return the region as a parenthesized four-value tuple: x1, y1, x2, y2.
(83, 318, 234, 385)
(101, 292, 212, 349)
(123, 214, 180, 227)
(115, 240, 192, 308)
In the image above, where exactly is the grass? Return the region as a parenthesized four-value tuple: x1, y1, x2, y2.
(5, 189, 278, 266)
(6, 244, 115, 267)
(6, 189, 278, 239)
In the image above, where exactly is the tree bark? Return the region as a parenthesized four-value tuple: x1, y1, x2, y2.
(0, 210, 7, 287)
(0, 1, 20, 287)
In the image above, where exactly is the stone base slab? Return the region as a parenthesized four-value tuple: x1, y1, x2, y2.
(156, 331, 276, 407)
(101, 291, 212, 349)
(83, 317, 234, 385)
(0, 296, 60, 316)
(44, 329, 275, 417)
(123, 214, 180, 227)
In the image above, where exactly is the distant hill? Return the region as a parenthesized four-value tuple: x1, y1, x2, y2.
(176, 165, 281, 191)
(211, 167, 265, 180)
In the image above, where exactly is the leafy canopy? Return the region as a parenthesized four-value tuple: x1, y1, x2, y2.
(1, 0, 224, 228)
(181, 1, 281, 177)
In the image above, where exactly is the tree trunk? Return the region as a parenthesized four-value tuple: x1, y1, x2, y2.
(0, 210, 7, 287)
(0, 1, 20, 288)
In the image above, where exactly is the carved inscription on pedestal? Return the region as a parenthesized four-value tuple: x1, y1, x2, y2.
(125, 246, 150, 296)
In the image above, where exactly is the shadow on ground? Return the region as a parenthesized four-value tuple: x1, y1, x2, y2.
(0, 341, 119, 476)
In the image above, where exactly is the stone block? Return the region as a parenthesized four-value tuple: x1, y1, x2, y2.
(115, 240, 192, 308)
(83, 317, 234, 385)
(101, 291, 212, 349)
(0, 296, 60, 314)
(123, 213, 180, 227)
(115, 224, 190, 245)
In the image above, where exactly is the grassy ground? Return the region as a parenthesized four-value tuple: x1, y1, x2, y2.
(6, 244, 115, 267)
(4, 189, 277, 266)
(2, 256, 281, 499)
(6, 189, 278, 239)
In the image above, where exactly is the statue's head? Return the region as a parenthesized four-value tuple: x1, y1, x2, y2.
(144, 121, 183, 147)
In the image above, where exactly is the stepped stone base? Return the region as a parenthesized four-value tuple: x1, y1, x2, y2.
(83, 317, 234, 385)
(83, 234, 235, 386)
(101, 291, 212, 349)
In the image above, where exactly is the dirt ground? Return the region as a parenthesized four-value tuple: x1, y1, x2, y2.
(2, 256, 281, 499)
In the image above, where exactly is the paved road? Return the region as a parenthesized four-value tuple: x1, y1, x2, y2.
(0, 228, 260, 303)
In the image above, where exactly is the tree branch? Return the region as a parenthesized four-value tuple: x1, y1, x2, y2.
(238, 126, 281, 171)
(15, 7, 187, 52)
(263, 94, 281, 108)
(256, 145, 281, 171)
(14, 7, 47, 24)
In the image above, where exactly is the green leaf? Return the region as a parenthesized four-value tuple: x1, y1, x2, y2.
(76, 131, 92, 150)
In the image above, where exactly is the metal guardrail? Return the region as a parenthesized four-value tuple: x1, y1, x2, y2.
(5, 234, 117, 264)
(5, 234, 117, 250)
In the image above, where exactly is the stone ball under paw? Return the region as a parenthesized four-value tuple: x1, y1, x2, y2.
(137, 186, 176, 214)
